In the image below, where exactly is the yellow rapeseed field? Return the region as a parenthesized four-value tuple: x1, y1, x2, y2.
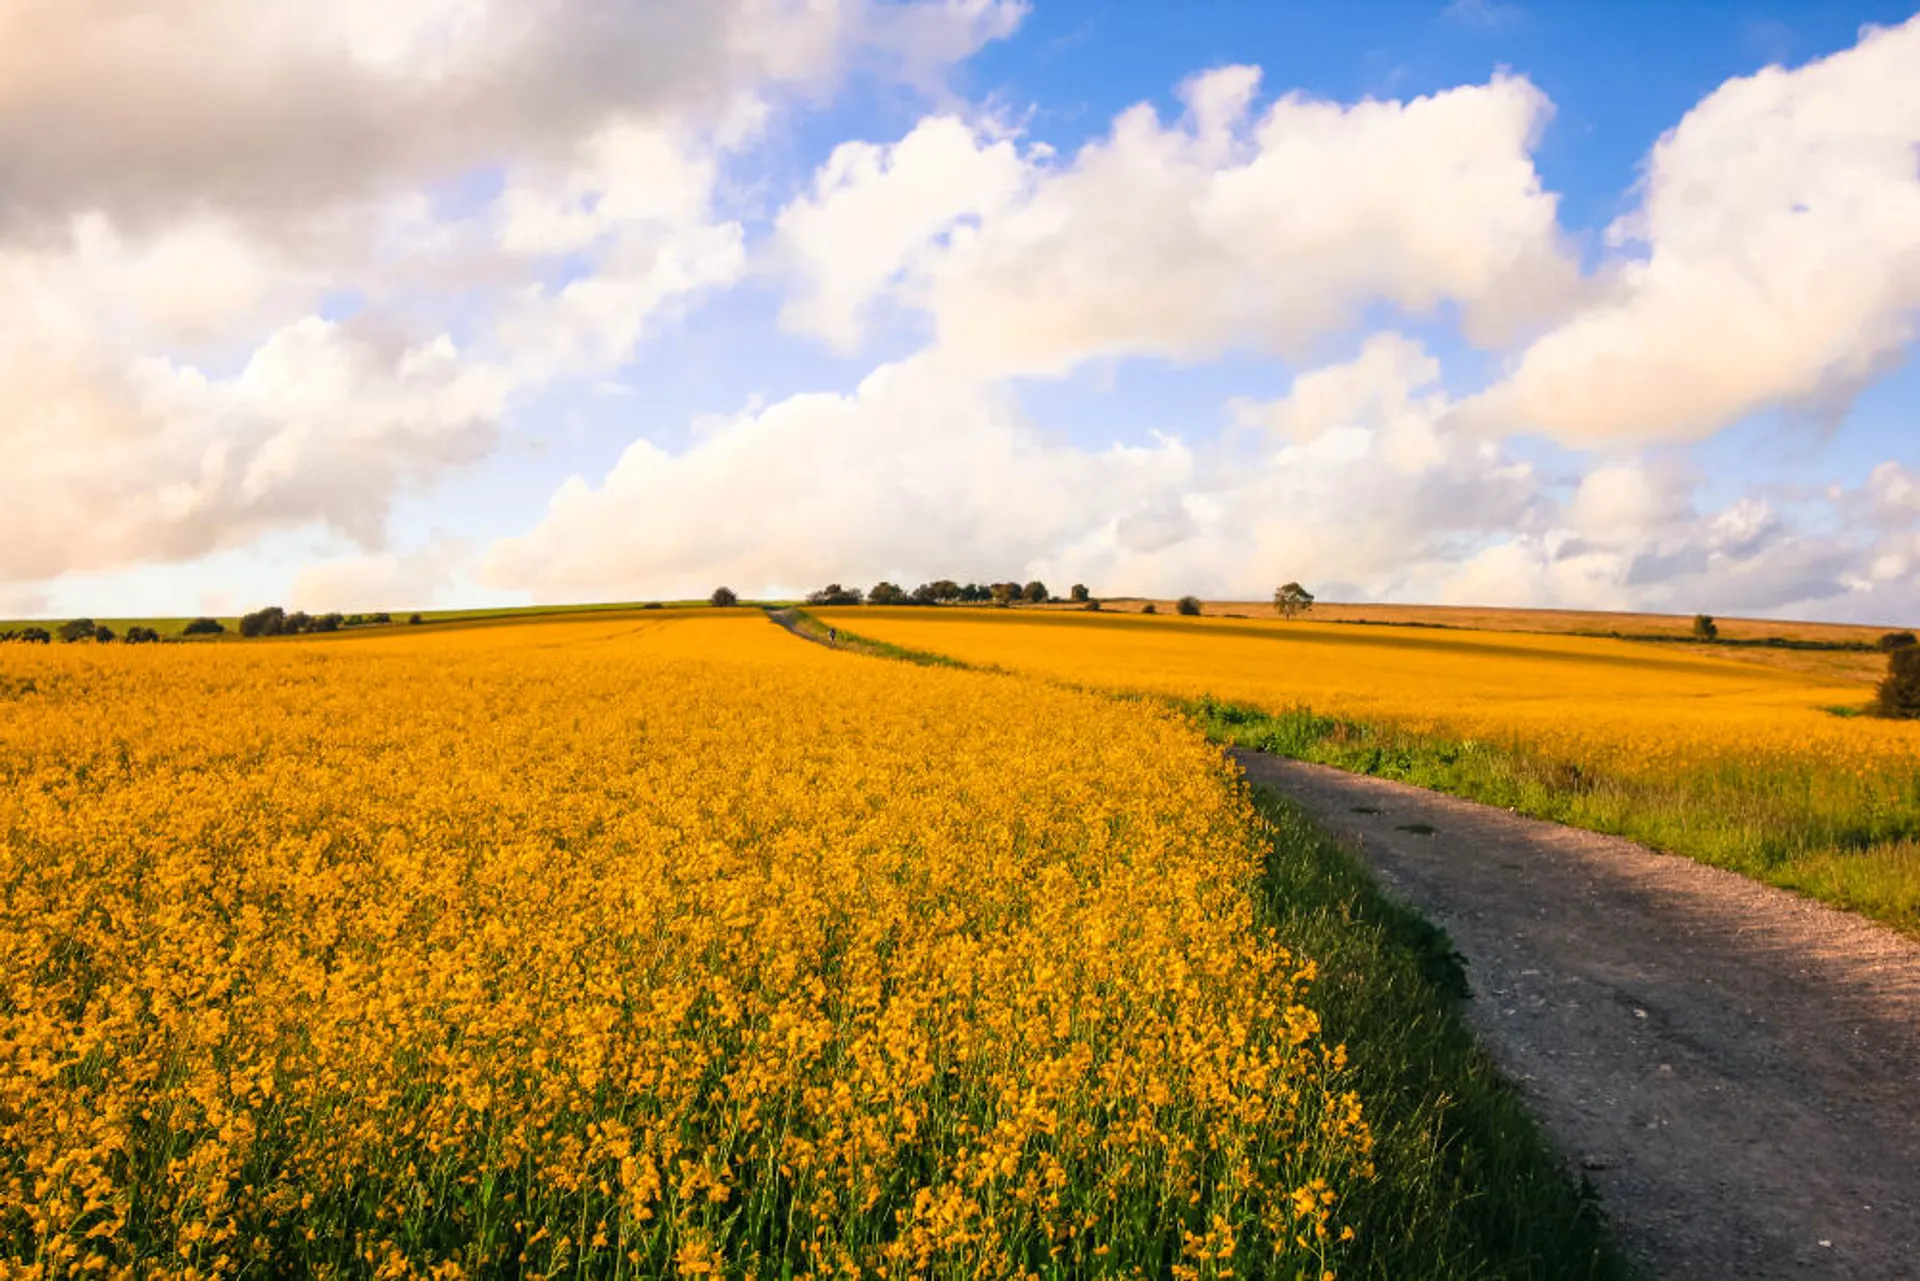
(819, 608, 1920, 925)
(816, 609, 1920, 779)
(0, 613, 1371, 1278)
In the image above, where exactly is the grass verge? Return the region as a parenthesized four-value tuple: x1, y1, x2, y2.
(1248, 784, 1632, 1279)
(770, 607, 983, 669)
(1195, 698, 1920, 937)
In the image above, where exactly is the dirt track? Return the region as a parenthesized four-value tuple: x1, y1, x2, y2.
(1233, 750, 1920, 1281)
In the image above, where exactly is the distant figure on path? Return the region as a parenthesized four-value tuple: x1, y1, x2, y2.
(828, 628, 838, 643)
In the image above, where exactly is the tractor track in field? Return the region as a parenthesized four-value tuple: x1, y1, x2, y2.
(1234, 749, 1920, 1281)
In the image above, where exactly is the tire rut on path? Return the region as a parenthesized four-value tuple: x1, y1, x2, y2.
(1233, 750, 1920, 1281)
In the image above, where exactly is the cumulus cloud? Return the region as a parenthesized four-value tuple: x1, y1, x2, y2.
(0, 0, 1026, 240)
(775, 116, 1027, 349)
(0, 307, 506, 582)
(482, 336, 1543, 604)
(288, 542, 473, 613)
(0, 0, 1023, 587)
(1439, 460, 1920, 622)
(1456, 14, 1920, 444)
(481, 354, 1187, 600)
(492, 122, 750, 379)
(774, 66, 1576, 375)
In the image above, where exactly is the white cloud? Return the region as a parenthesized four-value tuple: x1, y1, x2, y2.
(288, 542, 472, 613)
(0, 304, 507, 582)
(0, 0, 1023, 587)
(481, 354, 1186, 600)
(1438, 461, 1920, 622)
(1860, 461, 1920, 528)
(1456, 14, 1920, 444)
(774, 65, 1575, 376)
(492, 122, 749, 379)
(0, 0, 1026, 241)
(482, 336, 1543, 604)
(776, 115, 1028, 349)
(1229, 333, 1447, 467)
(1566, 461, 1696, 539)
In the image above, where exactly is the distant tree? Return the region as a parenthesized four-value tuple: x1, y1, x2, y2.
(1023, 580, 1049, 603)
(959, 583, 991, 603)
(408, 613, 425, 625)
(94, 625, 118, 643)
(311, 612, 343, 633)
(57, 618, 97, 643)
(868, 582, 910, 606)
(1175, 596, 1202, 616)
(1877, 646, 1920, 719)
(284, 611, 313, 635)
(1692, 613, 1719, 641)
(125, 626, 160, 644)
(1274, 582, 1315, 620)
(1084, 599, 1101, 612)
(239, 607, 286, 638)
(372, 612, 392, 624)
(710, 586, 739, 608)
(1069, 584, 1090, 603)
(807, 584, 862, 606)
(182, 616, 225, 636)
(1879, 631, 1917, 652)
(928, 579, 962, 602)
(19, 627, 50, 644)
(990, 581, 1023, 606)
(1140, 603, 1157, 615)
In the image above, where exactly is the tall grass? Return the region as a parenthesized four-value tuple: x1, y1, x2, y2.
(1194, 698, 1920, 936)
(1245, 788, 1632, 1279)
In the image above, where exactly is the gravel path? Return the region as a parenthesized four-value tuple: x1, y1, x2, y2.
(1233, 750, 1920, 1281)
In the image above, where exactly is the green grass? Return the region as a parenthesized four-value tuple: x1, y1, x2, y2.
(0, 615, 239, 639)
(0, 599, 770, 642)
(1247, 787, 1631, 1279)
(771, 607, 980, 669)
(1191, 698, 1920, 938)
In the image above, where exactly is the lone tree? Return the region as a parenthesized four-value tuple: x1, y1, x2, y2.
(1877, 646, 1920, 719)
(1175, 595, 1202, 616)
(57, 618, 97, 643)
(1879, 631, 1916, 652)
(710, 586, 738, 607)
(1692, 613, 1719, 640)
(1023, 580, 1049, 604)
(1274, 582, 1315, 620)
(1069, 584, 1090, 603)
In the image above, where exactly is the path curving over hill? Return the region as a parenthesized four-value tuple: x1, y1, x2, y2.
(1234, 749, 1920, 1280)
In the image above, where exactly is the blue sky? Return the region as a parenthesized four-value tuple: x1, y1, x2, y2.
(3, 0, 1917, 622)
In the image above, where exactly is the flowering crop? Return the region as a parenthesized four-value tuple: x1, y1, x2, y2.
(822, 609, 1920, 925)
(0, 613, 1370, 1277)
(824, 609, 1920, 787)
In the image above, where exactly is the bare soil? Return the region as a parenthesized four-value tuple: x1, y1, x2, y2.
(1234, 750, 1920, 1281)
